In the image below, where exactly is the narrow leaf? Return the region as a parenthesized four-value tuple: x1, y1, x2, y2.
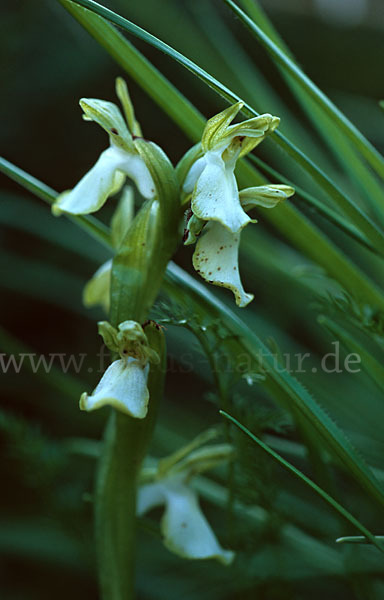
(220, 410, 384, 553)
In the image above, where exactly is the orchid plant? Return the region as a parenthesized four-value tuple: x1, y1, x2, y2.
(6, 2, 383, 599)
(47, 77, 290, 592)
(49, 79, 289, 594)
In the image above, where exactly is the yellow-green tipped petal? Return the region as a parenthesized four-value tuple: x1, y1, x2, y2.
(80, 98, 132, 150)
(83, 259, 112, 313)
(80, 358, 149, 418)
(201, 102, 243, 153)
(191, 152, 250, 233)
(97, 320, 120, 353)
(117, 320, 147, 343)
(173, 443, 234, 477)
(240, 184, 295, 211)
(161, 483, 235, 565)
(238, 115, 280, 157)
(193, 221, 253, 308)
(222, 114, 280, 157)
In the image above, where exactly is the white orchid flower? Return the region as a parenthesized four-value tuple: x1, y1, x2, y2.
(183, 102, 280, 234)
(53, 78, 155, 216)
(137, 430, 235, 565)
(80, 357, 150, 418)
(80, 320, 159, 418)
(182, 102, 293, 307)
(187, 184, 295, 307)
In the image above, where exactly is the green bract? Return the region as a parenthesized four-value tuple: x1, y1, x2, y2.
(83, 187, 134, 314)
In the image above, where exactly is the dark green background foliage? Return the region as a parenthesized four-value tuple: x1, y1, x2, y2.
(1, 0, 384, 598)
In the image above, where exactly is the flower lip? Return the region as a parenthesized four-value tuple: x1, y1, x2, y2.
(80, 357, 150, 418)
(192, 220, 254, 308)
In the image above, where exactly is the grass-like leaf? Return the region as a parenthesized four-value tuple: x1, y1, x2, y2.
(220, 410, 384, 553)
(225, 0, 384, 183)
(0, 156, 110, 250)
(53, 2, 384, 310)
(59, 0, 384, 255)
(3, 156, 384, 512)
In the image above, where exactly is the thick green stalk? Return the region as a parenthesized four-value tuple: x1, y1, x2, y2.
(95, 325, 165, 599)
(94, 136, 179, 597)
(95, 412, 137, 600)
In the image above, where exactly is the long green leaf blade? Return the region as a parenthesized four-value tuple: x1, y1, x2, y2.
(224, 0, 384, 182)
(220, 410, 384, 553)
(60, 0, 384, 255)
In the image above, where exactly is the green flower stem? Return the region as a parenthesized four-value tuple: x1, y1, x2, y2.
(95, 133, 179, 596)
(95, 324, 166, 600)
(95, 412, 137, 600)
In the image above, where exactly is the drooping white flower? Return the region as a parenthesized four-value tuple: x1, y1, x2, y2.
(184, 102, 280, 234)
(182, 102, 292, 307)
(52, 79, 155, 216)
(80, 357, 150, 418)
(186, 182, 295, 307)
(192, 221, 254, 308)
(137, 431, 235, 564)
(80, 320, 159, 418)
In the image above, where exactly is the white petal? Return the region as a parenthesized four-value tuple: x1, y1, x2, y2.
(83, 259, 112, 313)
(53, 146, 155, 216)
(121, 147, 156, 200)
(137, 482, 166, 515)
(53, 146, 126, 215)
(161, 481, 234, 565)
(80, 98, 132, 149)
(183, 156, 207, 194)
(193, 221, 253, 308)
(191, 151, 250, 233)
(80, 358, 149, 418)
